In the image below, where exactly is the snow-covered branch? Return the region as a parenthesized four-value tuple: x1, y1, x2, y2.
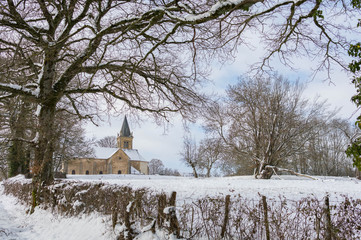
(0, 83, 37, 100)
(265, 166, 319, 180)
(165, 0, 263, 23)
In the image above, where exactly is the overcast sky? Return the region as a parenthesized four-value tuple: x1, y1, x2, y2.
(85, 41, 359, 174)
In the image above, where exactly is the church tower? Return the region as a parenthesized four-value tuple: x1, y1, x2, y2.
(117, 116, 133, 149)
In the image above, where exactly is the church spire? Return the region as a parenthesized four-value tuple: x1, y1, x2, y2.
(120, 115, 131, 137)
(117, 116, 133, 149)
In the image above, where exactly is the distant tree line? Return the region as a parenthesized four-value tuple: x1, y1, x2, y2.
(149, 159, 181, 176)
(181, 75, 357, 179)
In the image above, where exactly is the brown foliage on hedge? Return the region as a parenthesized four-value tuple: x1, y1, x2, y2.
(3, 178, 361, 239)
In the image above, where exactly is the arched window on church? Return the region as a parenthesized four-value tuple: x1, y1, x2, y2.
(86, 170, 89, 175)
(99, 171, 103, 174)
(71, 170, 75, 174)
(118, 170, 121, 174)
(124, 141, 129, 148)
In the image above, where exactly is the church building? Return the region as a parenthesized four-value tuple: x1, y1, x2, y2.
(64, 116, 149, 175)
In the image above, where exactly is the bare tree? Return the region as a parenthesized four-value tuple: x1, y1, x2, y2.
(0, 57, 36, 177)
(53, 113, 94, 172)
(0, 79, 93, 176)
(96, 136, 117, 148)
(305, 119, 355, 176)
(149, 159, 165, 175)
(6, 99, 35, 177)
(0, 139, 9, 180)
(149, 159, 181, 176)
(0, 94, 10, 179)
(346, 1, 361, 172)
(204, 75, 329, 179)
(173, 169, 181, 176)
(180, 136, 200, 178)
(198, 138, 222, 177)
(163, 167, 181, 176)
(0, 1, 356, 191)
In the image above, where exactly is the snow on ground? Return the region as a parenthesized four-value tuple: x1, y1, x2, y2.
(65, 174, 361, 202)
(0, 174, 360, 240)
(0, 184, 117, 240)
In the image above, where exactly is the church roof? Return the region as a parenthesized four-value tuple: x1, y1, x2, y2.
(131, 166, 141, 174)
(123, 149, 146, 161)
(120, 116, 132, 137)
(90, 147, 146, 162)
(92, 147, 119, 159)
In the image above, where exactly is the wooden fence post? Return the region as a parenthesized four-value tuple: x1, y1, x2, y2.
(157, 193, 167, 227)
(315, 214, 321, 240)
(112, 207, 118, 230)
(221, 195, 231, 238)
(166, 191, 180, 238)
(135, 191, 143, 225)
(124, 201, 135, 240)
(324, 195, 332, 240)
(118, 200, 135, 240)
(169, 191, 176, 206)
(262, 195, 270, 240)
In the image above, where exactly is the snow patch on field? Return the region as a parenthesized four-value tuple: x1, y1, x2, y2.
(0, 184, 117, 240)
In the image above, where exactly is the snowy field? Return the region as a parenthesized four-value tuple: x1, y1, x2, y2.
(65, 174, 361, 202)
(1, 174, 360, 239)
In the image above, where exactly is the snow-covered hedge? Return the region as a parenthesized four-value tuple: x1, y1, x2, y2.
(3, 177, 361, 239)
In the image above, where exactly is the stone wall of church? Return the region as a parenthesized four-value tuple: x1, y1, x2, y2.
(131, 161, 149, 175)
(66, 150, 131, 175)
(110, 150, 130, 174)
(66, 158, 108, 175)
(65, 149, 148, 175)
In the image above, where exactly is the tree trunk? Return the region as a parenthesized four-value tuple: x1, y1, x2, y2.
(30, 103, 57, 213)
(191, 164, 198, 178)
(33, 51, 60, 185)
(260, 167, 273, 179)
(33, 103, 57, 184)
(8, 101, 31, 176)
(255, 162, 274, 179)
(206, 168, 211, 178)
(7, 141, 29, 177)
(206, 162, 214, 177)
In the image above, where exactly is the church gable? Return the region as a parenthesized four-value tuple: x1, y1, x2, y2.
(109, 149, 130, 174)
